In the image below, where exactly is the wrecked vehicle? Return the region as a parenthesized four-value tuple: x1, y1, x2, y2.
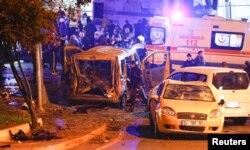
(64, 46, 141, 107)
(63, 45, 171, 108)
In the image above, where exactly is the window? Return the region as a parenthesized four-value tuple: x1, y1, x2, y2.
(211, 31, 244, 50)
(169, 73, 182, 81)
(146, 27, 166, 45)
(169, 72, 207, 82)
(163, 84, 215, 102)
(212, 72, 249, 90)
(182, 73, 207, 82)
(144, 52, 167, 68)
(157, 82, 165, 96)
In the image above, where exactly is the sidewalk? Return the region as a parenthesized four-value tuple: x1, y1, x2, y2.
(0, 123, 107, 150)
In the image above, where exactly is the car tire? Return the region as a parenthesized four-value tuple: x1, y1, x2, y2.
(232, 117, 247, 125)
(149, 111, 154, 130)
(149, 101, 163, 138)
(149, 100, 155, 129)
(153, 118, 163, 138)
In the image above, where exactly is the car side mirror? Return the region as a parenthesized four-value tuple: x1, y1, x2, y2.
(218, 99, 225, 106)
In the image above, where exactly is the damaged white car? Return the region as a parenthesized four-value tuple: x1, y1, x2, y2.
(148, 80, 224, 136)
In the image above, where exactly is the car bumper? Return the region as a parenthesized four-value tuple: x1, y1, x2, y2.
(156, 114, 224, 134)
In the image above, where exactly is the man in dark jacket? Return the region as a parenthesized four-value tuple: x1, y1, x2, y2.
(123, 20, 133, 34)
(182, 53, 195, 68)
(194, 50, 205, 66)
(127, 61, 143, 111)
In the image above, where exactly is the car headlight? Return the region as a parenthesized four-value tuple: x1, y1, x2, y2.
(209, 109, 221, 118)
(161, 107, 175, 116)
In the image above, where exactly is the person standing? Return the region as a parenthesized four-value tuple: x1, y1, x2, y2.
(58, 14, 68, 81)
(84, 18, 97, 49)
(194, 50, 205, 66)
(107, 20, 116, 37)
(127, 61, 143, 111)
(123, 20, 133, 34)
(182, 53, 195, 68)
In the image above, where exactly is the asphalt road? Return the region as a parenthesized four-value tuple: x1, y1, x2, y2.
(73, 106, 250, 150)
(2, 62, 250, 150)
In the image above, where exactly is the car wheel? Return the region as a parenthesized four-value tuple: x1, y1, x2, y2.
(232, 118, 247, 125)
(154, 118, 163, 138)
(149, 101, 162, 138)
(149, 100, 156, 129)
(149, 111, 154, 129)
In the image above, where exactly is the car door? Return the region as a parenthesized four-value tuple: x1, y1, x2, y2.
(63, 46, 84, 75)
(142, 51, 170, 91)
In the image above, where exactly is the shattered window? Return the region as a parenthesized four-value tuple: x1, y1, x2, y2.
(76, 60, 112, 95)
(163, 84, 215, 102)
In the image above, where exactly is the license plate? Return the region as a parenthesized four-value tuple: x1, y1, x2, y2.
(181, 120, 201, 126)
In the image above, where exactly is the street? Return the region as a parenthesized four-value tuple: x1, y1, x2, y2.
(74, 107, 250, 150)
(1, 62, 250, 150)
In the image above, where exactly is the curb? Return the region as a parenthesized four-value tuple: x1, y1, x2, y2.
(37, 123, 107, 150)
(9, 123, 107, 150)
(96, 130, 124, 150)
(0, 118, 43, 142)
(0, 123, 30, 142)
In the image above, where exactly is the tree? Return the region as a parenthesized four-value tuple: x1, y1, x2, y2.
(0, 0, 57, 130)
(0, 0, 92, 130)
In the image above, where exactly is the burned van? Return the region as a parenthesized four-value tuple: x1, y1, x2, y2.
(66, 46, 140, 106)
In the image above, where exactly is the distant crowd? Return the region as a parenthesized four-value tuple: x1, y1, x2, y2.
(43, 7, 149, 76)
(41, 7, 250, 79)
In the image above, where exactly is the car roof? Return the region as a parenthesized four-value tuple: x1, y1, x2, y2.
(173, 66, 246, 74)
(73, 46, 136, 60)
(163, 79, 208, 86)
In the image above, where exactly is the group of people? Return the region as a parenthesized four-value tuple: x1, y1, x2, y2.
(42, 6, 150, 78)
(181, 51, 250, 78)
(181, 50, 205, 68)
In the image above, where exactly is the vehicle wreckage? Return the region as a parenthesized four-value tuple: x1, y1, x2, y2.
(63, 45, 170, 107)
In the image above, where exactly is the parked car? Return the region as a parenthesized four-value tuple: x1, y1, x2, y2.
(168, 66, 250, 125)
(148, 79, 224, 136)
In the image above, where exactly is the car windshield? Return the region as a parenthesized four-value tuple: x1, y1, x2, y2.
(163, 84, 215, 102)
(212, 72, 249, 90)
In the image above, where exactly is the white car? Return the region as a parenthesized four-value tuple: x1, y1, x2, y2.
(148, 79, 224, 136)
(168, 66, 250, 125)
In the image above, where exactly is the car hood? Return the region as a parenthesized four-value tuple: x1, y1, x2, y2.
(161, 99, 219, 114)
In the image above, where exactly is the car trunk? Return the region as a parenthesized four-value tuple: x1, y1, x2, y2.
(75, 60, 113, 98)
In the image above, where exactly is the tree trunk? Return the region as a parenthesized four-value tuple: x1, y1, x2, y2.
(5, 43, 39, 129)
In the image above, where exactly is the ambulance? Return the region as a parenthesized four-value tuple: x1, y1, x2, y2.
(145, 15, 250, 70)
